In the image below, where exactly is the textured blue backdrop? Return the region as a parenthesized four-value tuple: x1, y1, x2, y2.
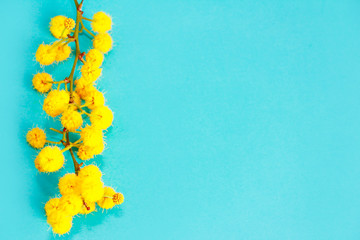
(1, 0, 360, 239)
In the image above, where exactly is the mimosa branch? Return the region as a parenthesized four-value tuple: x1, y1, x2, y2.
(66, 0, 83, 175)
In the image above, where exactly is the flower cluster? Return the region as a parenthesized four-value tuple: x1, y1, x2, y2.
(27, 1, 123, 235)
(36, 9, 112, 67)
(45, 165, 124, 235)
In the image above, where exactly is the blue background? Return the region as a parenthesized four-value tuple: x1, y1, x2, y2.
(1, 0, 360, 239)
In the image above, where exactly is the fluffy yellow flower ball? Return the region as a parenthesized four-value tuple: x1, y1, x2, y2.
(55, 44, 72, 62)
(80, 125, 103, 147)
(47, 210, 71, 225)
(64, 18, 75, 30)
(78, 165, 104, 202)
(47, 210, 73, 235)
(91, 140, 105, 155)
(85, 90, 105, 109)
(77, 141, 105, 160)
(81, 181, 105, 202)
(58, 173, 80, 196)
(86, 49, 104, 67)
(93, 33, 113, 53)
(97, 186, 116, 209)
(58, 194, 83, 216)
(113, 192, 124, 205)
(75, 76, 92, 86)
(35, 44, 56, 66)
(80, 63, 102, 82)
(75, 78, 97, 99)
(78, 164, 103, 180)
(80, 201, 96, 214)
(26, 127, 46, 149)
(35, 146, 65, 173)
(52, 220, 72, 235)
(32, 72, 53, 93)
(50, 16, 72, 39)
(91, 12, 112, 33)
(90, 105, 114, 130)
(77, 145, 95, 160)
(61, 108, 83, 132)
(45, 198, 60, 216)
(43, 90, 70, 117)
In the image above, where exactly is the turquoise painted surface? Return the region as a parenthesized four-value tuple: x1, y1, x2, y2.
(1, 0, 360, 239)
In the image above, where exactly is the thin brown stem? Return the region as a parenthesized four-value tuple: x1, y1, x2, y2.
(70, 148, 81, 174)
(68, 6, 82, 101)
(66, 132, 81, 174)
(46, 140, 62, 145)
(82, 16, 93, 22)
(82, 200, 90, 210)
(62, 1, 83, 175)
(61, 39, 71, 47)
(51, 38, 68, 49)
(80, 20, 95, 37)
(50, 128, 63, 134)
(80, 108, 91, 116)
(50, 80, 66, 84)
